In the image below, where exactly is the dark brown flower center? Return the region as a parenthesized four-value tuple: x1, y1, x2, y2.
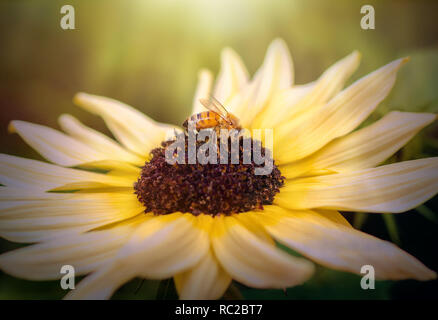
(134, 134, 284, 216)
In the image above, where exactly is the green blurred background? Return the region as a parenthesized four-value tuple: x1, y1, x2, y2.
(0, 0, 438, 299)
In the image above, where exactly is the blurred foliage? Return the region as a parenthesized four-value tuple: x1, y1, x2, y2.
(0, 0, 438, 299)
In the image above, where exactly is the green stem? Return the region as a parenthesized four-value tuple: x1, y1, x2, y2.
(382, 214, 401, 245)
(415, 205, 438, 224)
(353, 212, 368, 229)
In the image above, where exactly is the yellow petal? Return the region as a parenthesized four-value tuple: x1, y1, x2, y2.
(58, 114, 144, 166)
(48, 182, 133, 193)
(77, 160, 142, 175)
(276, 158, 438, 213)
(73, 92, 177, 157)
(0, 215, 144, 280)
(174, 249, 231, 300)
(257, 206, 435, 280)
(0, 192, 143, 243)
(286, 51, 360, 118)
(251, 83, 315, 129)
(257, 38, 294, 95)
(254, 51, 360, 129)
(191, 69, 214, 115)
(275, 58, 408, 164)
(64, 263, 132, 300)
(281, 111, 436, 179)
(316, 209, 352, 228)
(0, 187, 72, 201)
(211, 214, 314, 289)
(65, 213, 210, 299)
(9, 120, 107, 167)
(0, 154, 133, 191)
(232, 38, 294, 127)
(213, 48, 249, 104)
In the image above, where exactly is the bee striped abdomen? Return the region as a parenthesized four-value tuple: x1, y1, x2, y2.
(185, 111, 220, 131)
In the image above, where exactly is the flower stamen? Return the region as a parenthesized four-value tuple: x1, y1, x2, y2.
(134, 135, 284, 216)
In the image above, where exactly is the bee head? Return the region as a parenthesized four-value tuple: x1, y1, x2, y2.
(228, 113, 241, 130)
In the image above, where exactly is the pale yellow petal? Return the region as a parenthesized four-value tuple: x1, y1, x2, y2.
(251, 83, 315, 129)
(276, 158, 438, 213)
(0, 154, 134, 191)
(58, 114, 144, 165)
(275, 58, 408, 164)
(257, 206, 435, 280)
(213, 48, 249, 104)
(211, 214, 314, 289)
(232, 38, 294, 127)
(254, 51, 360, 129)
(281, 111, 436, 179)
(316, 209, 352, 228)
(285, 51, 361, 118)
(257, 38, 294, 95)
(175, 249, 231, 300)
(9, 120, 107, 167)
(48, 182, 134, 193)
(0, 187, 72, 201)
(0, 216, 145, 280)
(77, 160, 142, 175)
(73, 92, 177, 156)
(226, 74, 261, 122)
(66, 213, 210, 299)
(0, 192, 143, 243)
(64, 263, 131, 300)
(191, 69, 214, 115)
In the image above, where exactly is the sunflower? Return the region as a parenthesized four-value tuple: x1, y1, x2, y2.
(0, 39, 437, 300)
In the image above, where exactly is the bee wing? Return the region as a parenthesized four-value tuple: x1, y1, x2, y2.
(199, 97, 231, 123)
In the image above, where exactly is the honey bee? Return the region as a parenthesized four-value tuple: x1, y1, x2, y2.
(183, 97, 241, 134)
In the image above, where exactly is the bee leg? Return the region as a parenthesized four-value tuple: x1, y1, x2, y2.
(214, 127, 221, 139)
